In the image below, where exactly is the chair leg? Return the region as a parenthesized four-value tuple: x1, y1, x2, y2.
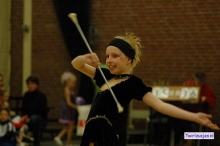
(144, 117, 150, 146)
(170, 129, 175, 146)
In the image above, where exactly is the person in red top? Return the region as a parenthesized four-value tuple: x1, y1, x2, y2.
(183, 72, 216, 113)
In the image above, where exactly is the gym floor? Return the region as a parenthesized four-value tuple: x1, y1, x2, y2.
(38, 139, 149, 146)
(40, 140, 149, 146)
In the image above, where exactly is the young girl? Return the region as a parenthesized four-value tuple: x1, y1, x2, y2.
(54, 72, 78, 146)
(0, 108, 16, 146)
(71, 32, 219, 146)
(0, 91, 30, 146)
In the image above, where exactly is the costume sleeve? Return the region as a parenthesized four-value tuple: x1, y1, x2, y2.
(94, 68, 113, 87)
(129, 77, 152, 101)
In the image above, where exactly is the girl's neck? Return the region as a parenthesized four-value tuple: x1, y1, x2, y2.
(123, 67, 133, 74)
(115, 71, 131, 75)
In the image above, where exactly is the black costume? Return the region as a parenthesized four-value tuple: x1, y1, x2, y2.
(80, 68, 152, 146)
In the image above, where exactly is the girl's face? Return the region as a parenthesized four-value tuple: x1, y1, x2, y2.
(0, 110, 10, 122)
(106, 46, 132, 74)
(66, 77, 77, 89)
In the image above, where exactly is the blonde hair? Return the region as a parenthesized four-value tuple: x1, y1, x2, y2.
(114, 32, 142, 70)
(61, 72, 76, 85)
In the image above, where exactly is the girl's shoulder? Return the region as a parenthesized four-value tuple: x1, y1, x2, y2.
(125, 75, 152, 101)
(126, 75, 152, 91)
(129, 75, 143, 84)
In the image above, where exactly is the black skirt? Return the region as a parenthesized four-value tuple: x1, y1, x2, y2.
(80, 116, 120, 146)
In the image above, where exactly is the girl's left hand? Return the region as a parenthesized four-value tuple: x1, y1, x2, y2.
(194, 112, 219, 130)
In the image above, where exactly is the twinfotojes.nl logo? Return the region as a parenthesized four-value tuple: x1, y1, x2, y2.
(184, 132, 214, 139)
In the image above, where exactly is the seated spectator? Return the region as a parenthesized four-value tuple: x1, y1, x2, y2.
(21, 76, 48, 146)
(183, 72, 216, 112)
(0, 90, 30, 146)
(0, 108, 16, 146)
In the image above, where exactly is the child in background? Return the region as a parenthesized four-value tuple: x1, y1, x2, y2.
(54, 72, 78, 146)
(0, 90, 9, 109)
(0, 108, 16, 146)
(0, 90, 30, 146)
(0, 90, 16, 116)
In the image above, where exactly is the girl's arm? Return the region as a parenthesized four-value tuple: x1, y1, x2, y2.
(143, 92, 219, 130)
(71, 53, 100, 78)
(65, 88, 77, 109)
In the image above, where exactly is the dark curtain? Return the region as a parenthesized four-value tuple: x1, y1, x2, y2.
(52, 0, 94, 103)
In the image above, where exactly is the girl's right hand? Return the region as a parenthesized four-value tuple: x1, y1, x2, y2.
(72, 53, 100, 78)
(84, 53, 101, 67)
